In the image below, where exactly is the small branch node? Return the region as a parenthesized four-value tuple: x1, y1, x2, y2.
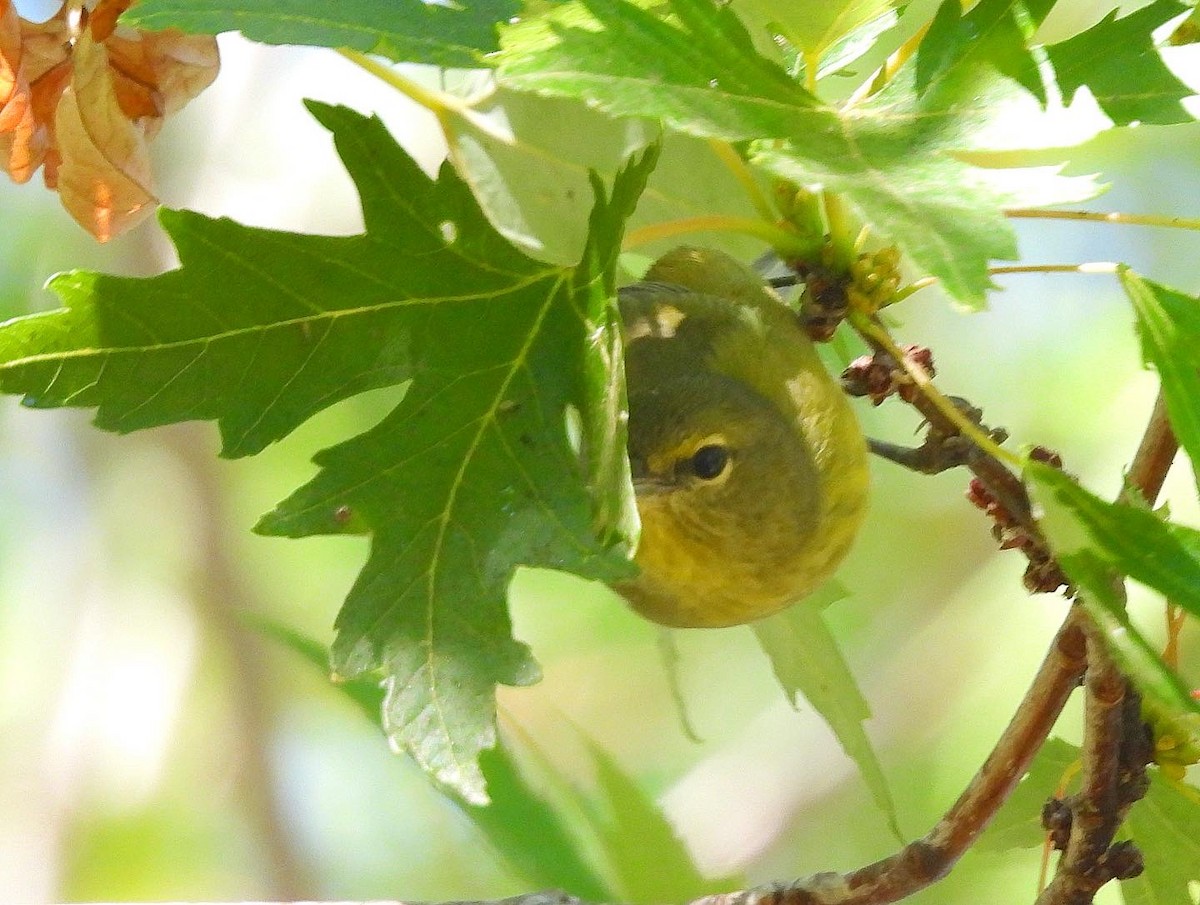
(1042, 797, 1073, 850)
(1103, 840, 1145, 881)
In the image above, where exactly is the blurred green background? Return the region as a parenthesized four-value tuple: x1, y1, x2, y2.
(1, 7, 1199, 904)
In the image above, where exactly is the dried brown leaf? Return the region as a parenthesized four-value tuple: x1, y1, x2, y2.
(0, 0, 218, 239)
(55, 28, 155, 240)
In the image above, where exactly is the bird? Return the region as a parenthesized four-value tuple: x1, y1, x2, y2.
(613, 246, 869, 628)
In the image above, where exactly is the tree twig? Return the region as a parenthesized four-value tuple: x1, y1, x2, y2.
(838, 316, 1180, 904)
(1121, 389, 1178, 506)
(1034, 390, 1175, 903)
(1035, 634, 1153, 905)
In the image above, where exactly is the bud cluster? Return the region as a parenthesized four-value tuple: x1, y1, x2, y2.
(841, 345, 934, 405)
(846, 247, 902, 313)
(798, 264, 849, 341)
(966, 447, 1070, 594)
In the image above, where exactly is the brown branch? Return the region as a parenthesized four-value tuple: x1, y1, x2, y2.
(1035, 391, 1174, 904)
(687, 610, 1089, 905)
(1036, 642, 1154, 904)
(1035, 632, 1129, 905)
(846, 340, 1062, 591)
(839, 324, 1179, 904)
(1121, 389, 1178, 506)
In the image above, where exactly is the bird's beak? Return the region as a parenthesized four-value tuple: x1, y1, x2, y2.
(630, 455, 673, 497)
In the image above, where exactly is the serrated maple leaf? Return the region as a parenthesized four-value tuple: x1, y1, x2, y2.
(0, 101, 646, 803)
(0, 0, 217, 240)
(497, 0, 1099, 306)
(123, 0, 519, 68)
(1046, 0, 1194, 127)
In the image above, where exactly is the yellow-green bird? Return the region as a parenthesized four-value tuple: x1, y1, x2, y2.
(615, 246, 870, 628)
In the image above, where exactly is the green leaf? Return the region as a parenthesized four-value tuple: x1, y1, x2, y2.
(977, 736, 1080, 852)
(1058, 549, 1200, 770)
(752, 589, 903, 841)
(1028, 463, 1200, 622)
(447, 89, 659, 265)
(734, 0, 896, 57)
(498, 0, 1100, 305)
(812, 7, 901, 81)
(1169, 4, 1200, 45)
(916, 0, 1050, 104)
(1121, 772, 1200, 905)
(1028, 463, 1200, 768)
(1045, 0, 1195, 127)
(469, 746, 619, 901)
(499, 0, 822, 142)
(0, 102, 650, 804)
(446, 89, 768, 267)
(1120, 269, 1200, 494)
(123, 0, 518, 67)
(584, 739, 738, 902)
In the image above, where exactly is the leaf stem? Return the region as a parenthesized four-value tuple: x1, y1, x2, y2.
(1117, 389, 1185, 670)
(1122, 389, 1178, 508)
(851, 314, 1023, 470)
(823, 191, 855, 270)
(846, 20, 931, 106)
(886, 277, 938, 306)
(707, 140, 776, 223)
(337, 49, 505, 141)
(803, 51, 820, 95)
(623, 215, 820, 257)
(989, 263, 1120, 276)
(1006, 209, 1200, 232)
(1164, 604, 1186, 669)
(339, 48, 463, 113)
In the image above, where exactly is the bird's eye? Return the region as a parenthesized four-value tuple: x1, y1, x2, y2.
(688, 444, 730, 481)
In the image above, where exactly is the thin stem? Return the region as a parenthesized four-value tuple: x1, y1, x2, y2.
(623, 215, 819, 256)
(1164, 605, 1186, 669)
(846, 21, 931, 106)
(1006, 209, 1200, 232)
(989, 263, 1120, 276)
(339, 48, 471, 114)
(1120, 387, 1186, 668)
(852, 314, 1023, 469)
(803, 51, 820, 94)
(885, 277, 938, 307)
(823, 191, 854, 270)
(708, 141, 776, 223)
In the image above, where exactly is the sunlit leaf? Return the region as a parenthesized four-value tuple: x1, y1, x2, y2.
(735, 0, 895, 57)
(1029, 464, 1200, 621)
(499, 0, 1100, 306)
(753, 587, 902, 841)
(1120, 268, 1200, 494)
(1028, 463, 1200, 770)
(1046, 0, 1194, 127)
(124, 0, 517, 67)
